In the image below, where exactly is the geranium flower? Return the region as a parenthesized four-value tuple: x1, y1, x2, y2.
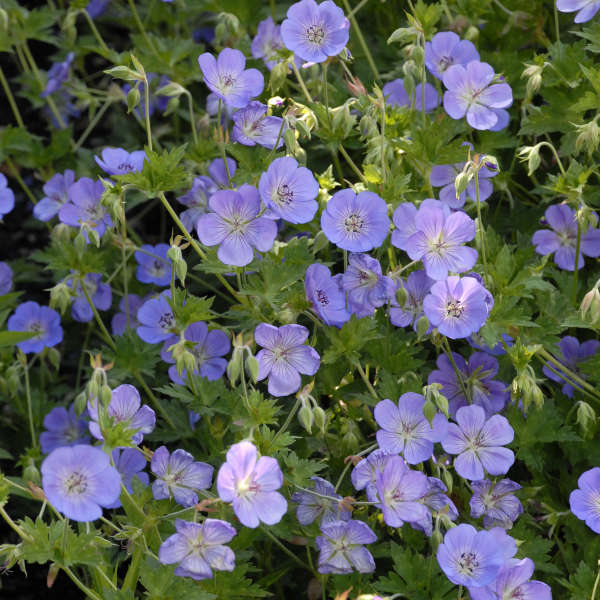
(316, 520, 376, 574)
(425, 31, 480, 80)
(7, 301, 63, 354)
(34, 170, 76, 221)
(254, 323, 320, 396)
(135, 244, 172, 287)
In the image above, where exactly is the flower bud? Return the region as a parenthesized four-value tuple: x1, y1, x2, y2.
(464, 25, 479, 42)
(227, 347, 243, 385)
(442, 468, 453, 494)
(74, 391, 87, 415)
(51, 222, 72, 242)
(422, 398, 437, 426)
(74, 231, 87, 255)
(269, 61, 289, 95)
(23, 460, 41, 486)
(576, 401, 596, 436)
(0, 9, 8, 33)
(454, 171, 470, 199)
(517, 144, 542, 176)
(127, 86, 141, 114)
(575, 119, 600, 157)
(313, 406, 326, 434)
(298, 401, 314, 434)
(416, 315, 430, 339)
(581, 286, 600, 324)
(167, 244, 187, 285)
(45, 347, 61, 371)
(47, 563, 60, 588)
(49, 282, 72, 314)
(245, 354, 259, 383)
(395, 285, 408, 307)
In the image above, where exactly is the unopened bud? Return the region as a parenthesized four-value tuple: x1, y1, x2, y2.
(127, 87, 141, 113)
(74, 391, 87, 415)
(576, 401, 596, 436)
(167, 245, 187, 284)
(245, 355, 259, 383)
(47, 563, 60, 588)
(0, 9, 8, 33)
(517, 144, 542, 176)
(298, 402, 314, 434)
(464, 25, 479, 42)
(313, 406, 326, 434)
(395, 285, 408, 307)
(454, 171, 471, 199)
(581, 286, 600, 324)
(74, 231, 87, 255)
(575, 118, 600, 157)
(49, 282, 72, 314)
(23, 461, 41, 486)
(416, 315, 430, 338)
(227, 347, 243, 385)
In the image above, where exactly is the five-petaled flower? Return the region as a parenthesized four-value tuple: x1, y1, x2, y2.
(216, 441, 287, 528)
(254, 323, 321, 397)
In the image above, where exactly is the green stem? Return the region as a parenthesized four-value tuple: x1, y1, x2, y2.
(23, 356, 36, 448)
(380, 97, 387, 185)
(474, 170, 488, 280)
(338, 144, 368, 184)
(217, 99, 232, 186)
(0, 504, 33, 541)
(21, 42, 67, 129)
(80, 282, 117, 351)
(74, 97, 113, 152)
(591, 561, 600, 600)
(261, 527, 313, 572)
(573, 214, 582, 306)
(442, 337, 471, 403)
(185, 91, 198, 145)
(347, 0, 369, 18)
(342, 0, 380, 82)
(122, 543, 144, 592)
(144, 75, 153, 151)
(62, 566, 103, 600)
(353, 360, 378, 400)
(0, 65, 24, 127)
(538, 349, 600, 400)
(81, 9, 110, 54)
(538, 141, 566, 177)
(133, 369, 177, 429)
(6, 157, 37, 205)
(157, 192, 247, 306)
(127, 0, 159, 57)
(273, 397, 302, 443)
(291, 61, 313, 103)
(334, 460, 352, 492)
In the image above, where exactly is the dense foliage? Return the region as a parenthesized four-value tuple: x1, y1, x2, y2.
(2, 0, 600, 598)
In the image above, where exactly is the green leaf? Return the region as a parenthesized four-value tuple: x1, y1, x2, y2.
(0, 330, 36, 347)
(321, 315, 382, 365)
(115, 145, 188, 197)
